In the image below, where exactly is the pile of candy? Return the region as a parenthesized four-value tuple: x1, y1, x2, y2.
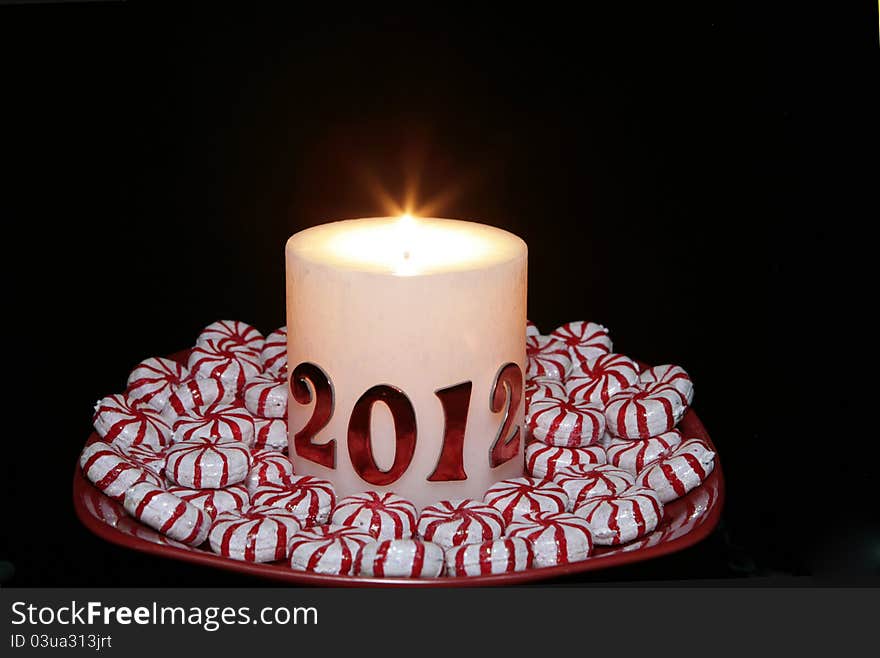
(80, 319, 716, 579)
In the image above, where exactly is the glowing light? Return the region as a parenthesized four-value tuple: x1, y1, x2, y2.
(319, 217, 500, 276)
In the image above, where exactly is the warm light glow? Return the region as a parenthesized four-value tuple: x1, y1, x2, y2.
(394, 214, 418, 275)
(290, 217, 524, 277)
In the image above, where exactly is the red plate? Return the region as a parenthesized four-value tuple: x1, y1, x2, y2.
(74, 351, 724, 586)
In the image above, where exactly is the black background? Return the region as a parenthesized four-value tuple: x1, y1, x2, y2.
(1, 2, 875, 586)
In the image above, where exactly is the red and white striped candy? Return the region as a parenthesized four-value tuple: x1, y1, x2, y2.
(79, 441, 163, 502)
(251, 474, 336, 527)
(114, 515, 190, 549)
(171, 402, 255, 446)
(553, 464, 635, 509)
(636, 438, 715, 503)
(242, 373, 288, 419)
(445, 536, 533, 576)
(483, 477, 568, 524)
(525, 443, 605, 479)
(525, 377, 567, 411)
(123, 482, 210, 546)
(253, 417, 288, 452)
(566, 353, 640, 405)
(245, 449, 295, 494)
(506, 511, 594, 567)
(166, 483, 249, 519)
(550, 321, 612, 364)
(574, 485, 664, 545)
(121, 444, 167, 478)
(208, 505, 301, 562)
(359, 539, 445, 578)
(605, 430, 683, 475)
(165, 436, 251, 489)
(604, 383, 688, 440)
(126, 357, 190, 411)
(288, 525, 375, 576)
(260, 326, 288, 376)
(417, 499, 506, 550)
(161, 377, 237, 420)
(196, 320, 264, 353)
(527, 395, 605, 447)
(187, 339, 263, 391)
(526, 334, 571, 380)
(526, 320, 540, 338)
(639, 364, 694, 406)
(331, 491, 418, 541)
(93, 393, 172, 449)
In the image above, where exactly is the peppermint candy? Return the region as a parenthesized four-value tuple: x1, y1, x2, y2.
(196, 320, 264, 353)
(245, 449, 295, 494)
(445, 537, 534, 576)
(605, 430, 683, 475)
(553, 464, 635, 509)
(483, 477, 568, 524)
(251, 475, 336, 527)
(93, 393, 172, 449)
(506, 511, 594, 567)
(187, 339, 262, 391)
(115, 515, 190, 549)
(331, 491, 417, 541)
(604, 382, 689, 440)
(359, 539, 445, 578)
(166, 483, 249, 519)
(121, 444, 167, 478)
(253, 417, 288, 452)
(208, 505, 301, 562)
(164, 436, 252, 489)
(79, 441, 163, 502)
(161, 377, 237, 420)
(126, 357, 190, 411)
(526, 335, 571, 380)
(242, 373, 288, 419)
(574, 485, 664, 545)
(288, 525, 375, 576)
(260, 326, 288, 376)
(171, 402, 255, 446)
(123, 483, 210, 546)
(636, 438, 715, 503)
(417, 499, 506, 550)
(527, 395, 605, 447)
(526, 320, 540, 338)
(639, 364, 694, 406)
(550, 321, 612, 365)
(525, 443, 606, 479)
(566, 353, 640, 405)
(525, 377, 567, 410)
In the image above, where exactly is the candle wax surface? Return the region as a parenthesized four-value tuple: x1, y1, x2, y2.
(286, 216, 527, 276)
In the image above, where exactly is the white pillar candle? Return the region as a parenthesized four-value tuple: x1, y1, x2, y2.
(285, 216, 527, 509)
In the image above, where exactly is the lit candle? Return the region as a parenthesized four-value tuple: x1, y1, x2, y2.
(285, 216, 528, 509)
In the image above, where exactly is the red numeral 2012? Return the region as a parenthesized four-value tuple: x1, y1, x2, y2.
(289, 362, 523, 485)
